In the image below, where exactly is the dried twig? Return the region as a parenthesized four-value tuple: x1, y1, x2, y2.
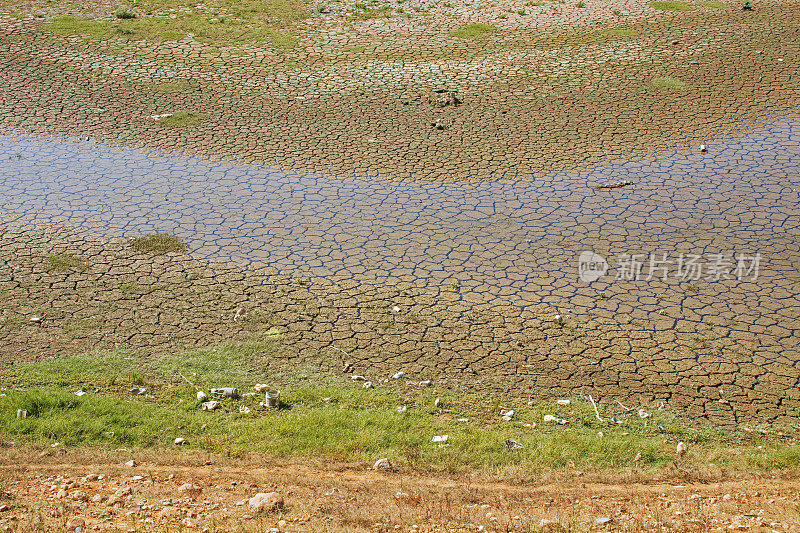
(588, 395, 604, 422)
(615, 399, 633, 412)
(179, 372, 200, 392)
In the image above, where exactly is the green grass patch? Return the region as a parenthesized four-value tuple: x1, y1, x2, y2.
(127, 233, 188, 254)
(652, 76, 688, 89)
(154, 80, 190, 93)
(695, 0, 725, 6)
(46, 253, 86, 272)
(155, 111, 204, 127)
(46, 16, 112, 38)
(604, 28, 639, 36)
(2, 342, 800, 475)
(649, 0, 694, 9)
(450, 23, 496, 39)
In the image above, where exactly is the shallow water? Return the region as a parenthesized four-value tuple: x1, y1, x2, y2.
(1, 120, 799, 348)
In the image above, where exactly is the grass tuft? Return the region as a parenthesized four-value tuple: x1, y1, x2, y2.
(649, 0, 694, 9)
(46, 253, 86, 272)
(156, 110, 203, 127)
(127, 233, 188, 254)
(450, 23, 496, 39)
(114, 10, 136, 19)
(652, 76, 688, 89)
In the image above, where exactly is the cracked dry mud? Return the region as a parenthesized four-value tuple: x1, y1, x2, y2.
(1, 0, 800, 426)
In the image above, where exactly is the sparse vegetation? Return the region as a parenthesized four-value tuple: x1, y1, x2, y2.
(450, 23, 496, 39)
(46, 253, 86, 272)
(649, 0, 694, 10)
(652, 76, 688, 89)
(114, 9, 136, 19)
(154, 80, 189, 93)
(46, 16, 112, 38)
(127, 233, 188, 254)
(156, 111, 204, 127)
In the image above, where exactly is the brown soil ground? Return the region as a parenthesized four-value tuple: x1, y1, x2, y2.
(1, 0, 799, 182)
(2, 446, 800, 532)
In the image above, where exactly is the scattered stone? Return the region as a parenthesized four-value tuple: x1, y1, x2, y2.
(392, 371, 405, 379)
(432, 434, 448, 443)
(397, 405, 408, 413)
(556, 399, 570, 406)
(543, 414, 567, 424)
(594, 517, 612, 526)
(373, 458, 392, 470)
(197, 391, 208, 401)
(638, 409, 650, 419)
(159, 506, 182, 519)
(248, 492, 284, 513)
(202, 401, 220, 411)
(700, 143, 707, 152)
(129, 388, 147, 395)
(363, 381, 373, 389)
(74, 390, 86, 397)
(418, 380, 432, 387)
(181, 517, 198, 528)
(69, 490, 88, 502)
(124, 460, 137, 468)
(66, 516, 85, 531)
(239, 405, 251, 414)
(178, 483, 202, 496)
(174, 437, 188, 446)
(434, 397, 440, 407)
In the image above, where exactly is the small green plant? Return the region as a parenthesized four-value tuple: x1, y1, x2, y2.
(157, 111, 204, 127)
(115, 27, 134, 35)
(649, 0, 694, 9)
(46, 253, 86, 272)
(127, 233, 188, 254)
(652, 76, 687, 89)
(686, 283, 700, 293)
(450, 23, 496, 38)
(695, 0, 725, 6)
(576, 1, 585, 7)
(114, 10, 136, 19)
(612, 8, 621, 14)
(518, 8, 526, 14)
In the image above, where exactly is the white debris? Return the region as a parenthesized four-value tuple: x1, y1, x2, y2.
(174, 437, 188, 445)
(202, 401, 219, 411)
(196, 391, 207, 401)
(392, 372, 405, 380)
(638, 409, 650, 419)
(432, 435, 449, 443)
(676, 441, 687, 457)
(504, 439, 524, 450)
(557, 399, 570, 406)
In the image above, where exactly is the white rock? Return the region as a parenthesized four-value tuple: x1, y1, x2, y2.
(363, 381, 373, 389)
(432, 435, 448, 443)
(196, 391, 207, 401)
(239, 405, 251, 414)
(254, 384, 269, 391)
(174, 437, 188, 446)
(124, 460, 137, 468)
(557, 399, 570, 406)
(638, 409, 650, 419)
(248, 492, 284, 513)
(418, 380, 431, 387)
(392, 372, 405, 379)
(178, 483, 202, 496)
